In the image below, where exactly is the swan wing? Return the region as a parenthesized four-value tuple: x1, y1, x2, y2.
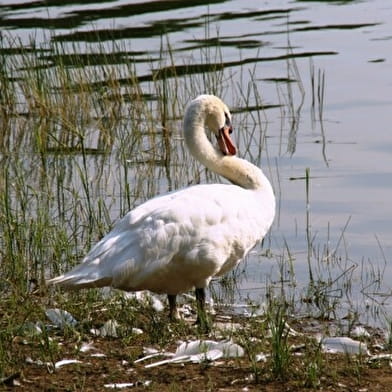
(48, 183, 272, 294)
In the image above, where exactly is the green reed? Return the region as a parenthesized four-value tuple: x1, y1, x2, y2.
(0, 28, 270, 310)
(267, 301, 291, 380)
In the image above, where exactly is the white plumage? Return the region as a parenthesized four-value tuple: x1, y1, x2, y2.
(48, 94, 275, 326)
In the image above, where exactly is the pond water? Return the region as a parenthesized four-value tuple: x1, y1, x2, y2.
(1, 0, 391, 324)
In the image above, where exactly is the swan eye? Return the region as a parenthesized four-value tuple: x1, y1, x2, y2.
(224, 112, 233, 134)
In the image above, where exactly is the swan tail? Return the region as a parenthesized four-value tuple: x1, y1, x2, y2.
(47, 263, 112, 289)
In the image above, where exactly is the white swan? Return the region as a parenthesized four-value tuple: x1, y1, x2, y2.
(47, 94, 275, 327)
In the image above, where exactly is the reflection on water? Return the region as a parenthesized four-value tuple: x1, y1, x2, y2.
(1, 0, 392, 324)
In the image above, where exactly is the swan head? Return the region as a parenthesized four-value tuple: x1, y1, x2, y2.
(184, 95, 274, 192)
(185, 95, 237, 156)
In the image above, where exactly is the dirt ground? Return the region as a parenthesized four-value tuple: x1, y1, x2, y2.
(3, 314, 392, 392)
(8, 354, 392, 392)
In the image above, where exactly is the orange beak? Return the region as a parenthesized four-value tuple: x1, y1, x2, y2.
(217, 125, 236, 156)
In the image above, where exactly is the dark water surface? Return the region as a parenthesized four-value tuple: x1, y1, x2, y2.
(1, 0, 392, 323)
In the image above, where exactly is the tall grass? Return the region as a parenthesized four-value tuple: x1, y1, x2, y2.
(0, 30, 270, 313)
(0, 34, 228, 293)
(268, 302, 291, 380)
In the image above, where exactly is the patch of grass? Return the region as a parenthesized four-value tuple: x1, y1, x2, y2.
(267, 301, 291, 380)
(303, 338, 324, 388)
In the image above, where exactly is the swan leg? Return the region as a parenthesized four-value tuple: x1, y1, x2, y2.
(195, 287, 210, 332)
(168, 294, 178, 320)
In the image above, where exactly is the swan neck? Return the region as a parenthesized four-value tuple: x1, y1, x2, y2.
(184, 112, 271, 192)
